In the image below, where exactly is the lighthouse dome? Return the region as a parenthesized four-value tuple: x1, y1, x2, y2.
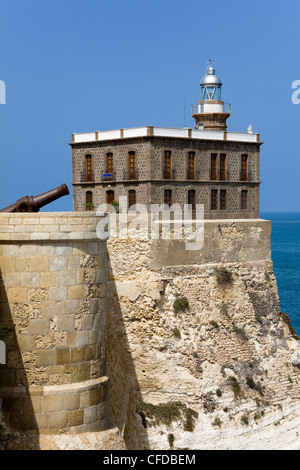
(200, 65, 222, 87)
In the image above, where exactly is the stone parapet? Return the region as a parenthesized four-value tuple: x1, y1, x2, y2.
(0, 212, 100, 241)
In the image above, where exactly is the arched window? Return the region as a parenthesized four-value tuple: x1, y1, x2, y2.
(106, 153, 113, 173)
(164, 151, 172, 179)
(106, 190, 115, 205)
(86, 191, 93, 210)
(211, 189, 217, 210)
(220, 154, 226, 180)
(164, 189, 172, 207)
(241, 190, 248, 210)
(188, 189, 196, 211)
(241, 154, 248, 181)
(128, 151, 136, 179)
(210, 153, 217, 180)
(128, 190, 136, 208)
(85, 154, 92, 182)
(187, 152, 195, 180)
(220, 189, 226, 210)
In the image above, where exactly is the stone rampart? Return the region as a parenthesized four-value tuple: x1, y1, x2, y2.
(0, 212, 108, 436)
(1, 213, 300, 450)
(106, 217, 300, 450)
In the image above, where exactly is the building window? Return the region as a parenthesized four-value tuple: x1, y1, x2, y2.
(164, 189, 172, 207)
(85, 155, 92, 182)
(210, 153, 217, 180)
(188, 152, 195, 180)
(188, 189, 196, 211)
(241, 190, 248, 210)
(86, 191, 93, 210)
(128, 189, 136, 208)
(164, 151, 172, 179)
(128, 151, 136, 179)
(241, 154, 248, 181)
(106, 189, 115, 205)
(220, 189, 226, 210)
(106, 153, 113, 173)
(211, 189, 217, 210)
(220, 154, 226, 180)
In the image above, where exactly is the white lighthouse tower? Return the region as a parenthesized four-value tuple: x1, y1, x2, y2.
(192, 60, 231, 131)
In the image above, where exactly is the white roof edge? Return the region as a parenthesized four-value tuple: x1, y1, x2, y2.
(72, 126, 260, 144)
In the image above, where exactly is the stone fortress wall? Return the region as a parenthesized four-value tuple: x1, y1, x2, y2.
(0, 213, 110, 446)
(106, 216, 300, 450)
(1, 212, 300, 450)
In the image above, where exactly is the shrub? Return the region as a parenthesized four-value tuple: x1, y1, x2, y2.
(246, 376, 255, 389)
(216, 388, 222, 397)
(212, 417, 222, 427)
(209, 320, 219, 329)
(172, 328, 181, 339)
(254, 412, 262, 421)
(232, 324, 248, 341)
(255, 313, 263, 324)
(136, 400, 198, 432)
(281, 312, 299, 339)
(173, 297, 189, 315)
(227, 376, 242, 400)
(86, 202, 95, 211)
(111, 200, 120, 212)
(246, 376, 264, 396)
(168, 433, 175, 449)
(214, 266, 233, 286)
(241, 414, 249, 425)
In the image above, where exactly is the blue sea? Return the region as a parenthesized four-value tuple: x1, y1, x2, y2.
(261, 212, 300, 335)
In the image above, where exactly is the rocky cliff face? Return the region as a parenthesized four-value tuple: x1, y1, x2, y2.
(1, 216, 300, 450)
(106, 220, 300, 450)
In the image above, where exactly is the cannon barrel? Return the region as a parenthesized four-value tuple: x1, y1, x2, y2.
(0, 184, 70, 213)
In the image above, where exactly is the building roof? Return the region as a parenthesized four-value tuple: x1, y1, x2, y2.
(71, 126, 261, 145)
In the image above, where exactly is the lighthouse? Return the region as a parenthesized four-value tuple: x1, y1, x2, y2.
(192, 60, 231, 131)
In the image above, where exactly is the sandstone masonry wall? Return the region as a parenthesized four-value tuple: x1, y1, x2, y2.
(106, 218, 300, 450)
(0, 213, 108, 437)
(1, 213, 300, 450)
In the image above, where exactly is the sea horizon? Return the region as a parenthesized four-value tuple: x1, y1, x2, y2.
(260, 211, 300, 335)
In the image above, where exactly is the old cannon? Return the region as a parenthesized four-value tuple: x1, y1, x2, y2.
(0, 184, 70, 213)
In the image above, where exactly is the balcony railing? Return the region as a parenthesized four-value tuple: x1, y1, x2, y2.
(102, 170, 115, 181)
(81, 171, 94, 182)
(191, 102, 231, 115)
(123, 170, 139, 180)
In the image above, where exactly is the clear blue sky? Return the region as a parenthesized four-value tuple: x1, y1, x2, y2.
(0, 0, 299, 212)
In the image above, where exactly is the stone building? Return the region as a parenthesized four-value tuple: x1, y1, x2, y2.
(70, 62, 262, 219)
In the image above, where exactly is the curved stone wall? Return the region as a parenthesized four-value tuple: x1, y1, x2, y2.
(0, 212, 108, 434)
